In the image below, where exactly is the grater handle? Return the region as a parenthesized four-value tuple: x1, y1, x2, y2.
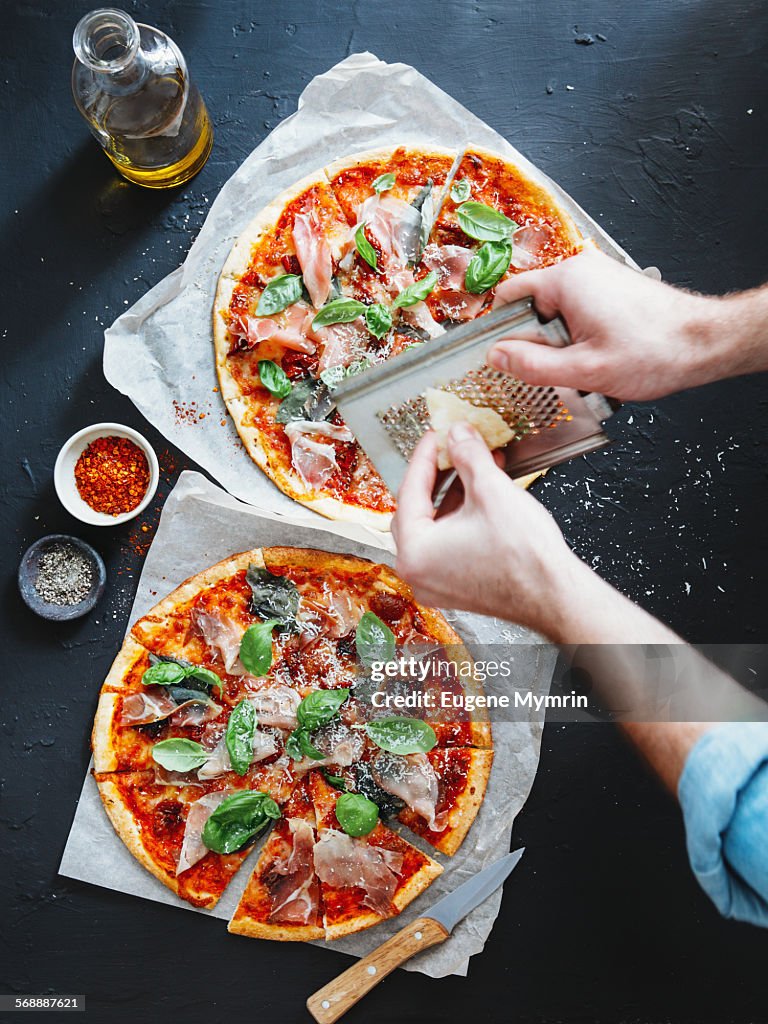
(539, 314, 571, 348)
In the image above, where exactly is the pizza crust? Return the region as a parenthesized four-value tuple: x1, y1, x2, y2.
(227, 916, 324, 941)
(323, 143, 458, 179)
(130, 548, 265, 648)
(322, 853, 443, 941)
(94, 772, 212, 907)
(462, 143, 584, 251)
(407, 748, 494, 856)
(92, 637, 153, 772)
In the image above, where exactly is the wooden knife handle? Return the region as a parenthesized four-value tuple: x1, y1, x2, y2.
(306, 917, 449, 1023)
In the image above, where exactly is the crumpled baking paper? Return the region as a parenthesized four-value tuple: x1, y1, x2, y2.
(60, 471, 556, 977)
(102, 51, 638, 519)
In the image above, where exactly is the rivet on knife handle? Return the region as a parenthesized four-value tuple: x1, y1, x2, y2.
(306, 917, 449, 1024)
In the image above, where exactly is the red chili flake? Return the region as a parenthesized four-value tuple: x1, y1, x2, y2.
(74, 436, 150, 516)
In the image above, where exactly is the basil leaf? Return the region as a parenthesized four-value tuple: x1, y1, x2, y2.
(392, 270, 438, 309)
(353, 760, 404, 817)
(276, 378, 335, 424)
(365, 717, 437, 755)
(355, 611, 396, 667)
(411, 180, 434, 257)
(322, 769, 348, 791)
(335, 792, 379, 837)
(296, 688, 350, 731)
(144, 657, 222, 697)
(372, 172, 395, 193)
(142, 661, 187, 687)
(151, 738, 209, 772)
(451, 177, 471, 203)
(285, 727, 324, 761)
(456, 201, 517, 242)
(201, 790, 280, 854)
(225, 699, 258, 776)
(311, 297, 367, 330)
(239, 619, 280, 676)
(285, 729, 305, 761)
(298, 728, 325, 760)
(411, 180, 433, 214)
(255, 274, 304, 316)
(464, 240, 513, 294)
(246, 564, 299, 625)
(320, 357, 370, 390)
(186, 665, 224, 696)
(354, 224, 378, 270)
(166, 685, 219, 707)
(365, 303, 392, 340)
(257, 359, 293, 399)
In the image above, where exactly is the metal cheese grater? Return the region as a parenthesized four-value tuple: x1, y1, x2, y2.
(333, 299, 617, 495)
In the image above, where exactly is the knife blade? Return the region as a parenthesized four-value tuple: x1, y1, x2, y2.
(306, 848, 525, 1024)
(426, 847, 524, 932)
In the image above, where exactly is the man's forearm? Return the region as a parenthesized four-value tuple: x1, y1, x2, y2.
(537, 555, 765, 795)
(688, 284, 768, 388)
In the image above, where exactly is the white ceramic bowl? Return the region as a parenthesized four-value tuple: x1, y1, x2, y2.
(54, 423, 159, 526)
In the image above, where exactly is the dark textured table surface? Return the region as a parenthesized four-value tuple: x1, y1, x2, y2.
(2, 2, 768, 1022)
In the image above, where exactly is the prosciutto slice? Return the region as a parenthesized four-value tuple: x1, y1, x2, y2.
(284, 420, 355, 491)
(313, 318, 370, 373)
(313, 829, 403, 916)
(311, 722, 365, 767)
(266, 818, 319, 924)
(197, 728, 279, 780)
(192, 608, 245, 675)
(118, 691, 221, 727)
(390, 269, 445, 340)
(230, 303, 316, 355)
(356, 195, 421, 270)
(243, 684, 301, 730)
(153, 765, 204, 788)
(293, 212, 332, 309)
(296, 588, 364, 640)
(177, 791, 230, 876)
(510, 222, 556, 270)
(371, 751, 443, 831)
(422, 243, 487, 320)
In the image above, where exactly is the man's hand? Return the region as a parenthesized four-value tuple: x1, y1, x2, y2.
(392, 423, 582, 632)
(488, 247, 768, 401)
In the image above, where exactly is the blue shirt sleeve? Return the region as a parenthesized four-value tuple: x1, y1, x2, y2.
(678, 722, 768, 926)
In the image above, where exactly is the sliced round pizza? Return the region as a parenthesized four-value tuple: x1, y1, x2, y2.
(93, 546, 493, 937)
(213, 144, 584, 526)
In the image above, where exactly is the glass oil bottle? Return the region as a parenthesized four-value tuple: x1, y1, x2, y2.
(72, 8, 213, 188)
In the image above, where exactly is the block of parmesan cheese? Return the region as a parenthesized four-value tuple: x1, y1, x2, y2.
(425, 388, 514, 470)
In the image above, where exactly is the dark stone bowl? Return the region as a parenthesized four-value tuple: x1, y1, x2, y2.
(18, 534, 107, 621)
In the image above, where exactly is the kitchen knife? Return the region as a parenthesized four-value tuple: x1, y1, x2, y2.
(306, 848, 525, 1023)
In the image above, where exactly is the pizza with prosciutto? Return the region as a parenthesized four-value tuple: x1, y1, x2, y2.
(92, 547, 493, 939)
(213, 145, 583, 528)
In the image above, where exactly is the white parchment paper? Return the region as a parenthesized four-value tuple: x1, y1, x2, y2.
(103, 52, 638, 518)
(60, 471, 555, 977)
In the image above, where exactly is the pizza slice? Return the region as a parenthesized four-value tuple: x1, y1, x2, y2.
(421, 144, 583, 327)
(309, 771, 442, 939)
(228, 776, 324, 940)
(94, 769, 288, 909)
(392, 747, 494, 855)
(214, 169, 395, 527)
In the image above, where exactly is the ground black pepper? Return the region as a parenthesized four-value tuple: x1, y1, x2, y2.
(34, 543, 94, 606)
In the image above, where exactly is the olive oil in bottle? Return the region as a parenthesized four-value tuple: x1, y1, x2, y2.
(71, 8, 213, 188)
